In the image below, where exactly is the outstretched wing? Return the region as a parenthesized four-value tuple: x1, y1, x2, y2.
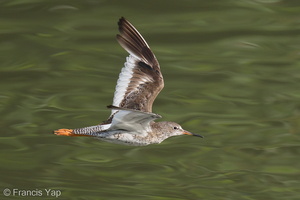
(112, 17, 164, 114)
(107, 105, 161, 135)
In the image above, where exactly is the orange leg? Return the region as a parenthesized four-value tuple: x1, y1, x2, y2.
(54, 129, 93, 137)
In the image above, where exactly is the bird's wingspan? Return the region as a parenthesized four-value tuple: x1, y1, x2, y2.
(112, 17, 164, 115)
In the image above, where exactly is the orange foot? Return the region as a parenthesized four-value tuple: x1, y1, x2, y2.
(54, 129, 75, 136)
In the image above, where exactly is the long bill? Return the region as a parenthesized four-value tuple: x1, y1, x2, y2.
(183, 131, 204, 138)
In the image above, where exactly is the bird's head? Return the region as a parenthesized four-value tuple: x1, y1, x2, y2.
(156, 121, 203, 139)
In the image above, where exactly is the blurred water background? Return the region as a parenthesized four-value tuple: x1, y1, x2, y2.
(1, 0, 300, 199)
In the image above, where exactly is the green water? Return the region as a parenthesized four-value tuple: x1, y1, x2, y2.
(1, 0, 300, 199)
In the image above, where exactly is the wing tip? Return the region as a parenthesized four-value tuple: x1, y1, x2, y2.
(107, 105, 117, 109)
(118, 17, 131, 34)
(118, 16, 127, 26)
(116, 17, 159, 67)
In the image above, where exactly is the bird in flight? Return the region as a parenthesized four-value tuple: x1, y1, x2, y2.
(54, 17, 203, 145)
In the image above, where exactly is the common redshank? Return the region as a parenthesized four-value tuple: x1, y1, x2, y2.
(54, 17, 203, 145)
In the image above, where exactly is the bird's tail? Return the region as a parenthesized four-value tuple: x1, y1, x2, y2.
(54, 123, 111, 137)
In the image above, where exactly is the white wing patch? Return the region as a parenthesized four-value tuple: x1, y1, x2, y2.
(113, 55, 137, 108)
(111, 54, 154, 116)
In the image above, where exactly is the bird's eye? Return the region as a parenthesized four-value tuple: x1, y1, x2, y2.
(174, 127, 178, 130)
